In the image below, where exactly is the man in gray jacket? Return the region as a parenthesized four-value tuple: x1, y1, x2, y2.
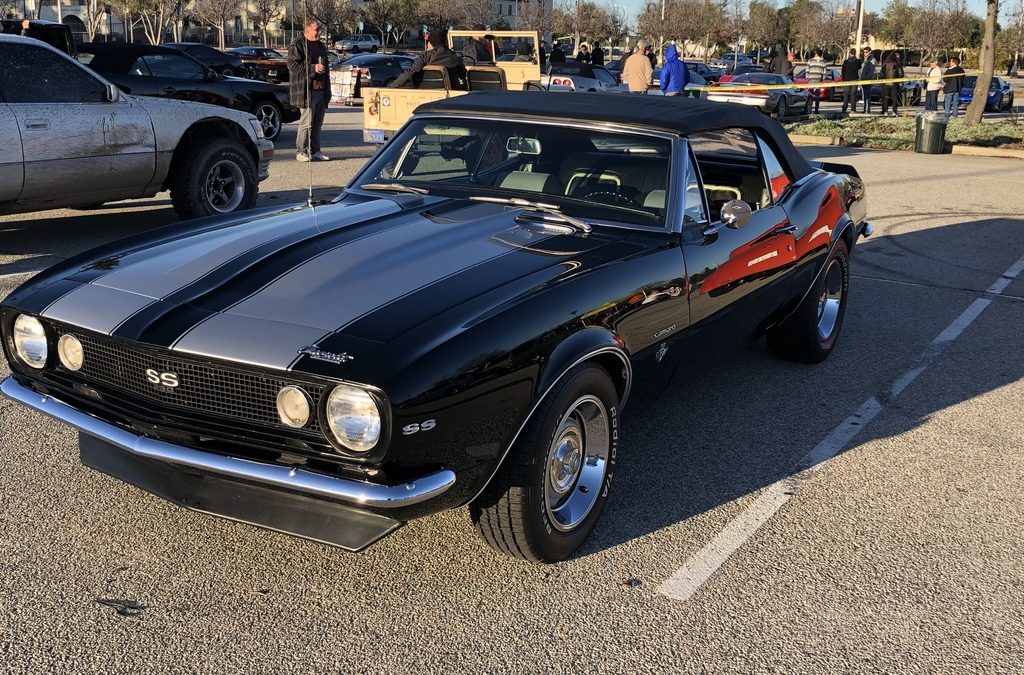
(858, 47, 877, 114)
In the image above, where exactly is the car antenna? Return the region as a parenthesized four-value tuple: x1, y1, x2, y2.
(302, 3, 317, 215)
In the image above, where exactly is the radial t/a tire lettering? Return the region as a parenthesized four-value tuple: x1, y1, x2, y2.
(767, 238, 850, 363)
(470, 363, 619, 563)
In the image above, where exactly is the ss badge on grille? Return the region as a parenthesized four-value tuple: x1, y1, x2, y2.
(145, 369, 180, 388)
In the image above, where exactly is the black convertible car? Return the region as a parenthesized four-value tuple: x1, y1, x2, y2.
(0, 93, 870, 563)
(78, 43, 298, 140)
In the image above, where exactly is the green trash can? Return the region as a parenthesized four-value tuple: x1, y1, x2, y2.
(915, 112, 949, 154)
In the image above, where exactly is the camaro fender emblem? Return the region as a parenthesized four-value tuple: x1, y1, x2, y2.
(145, 369, 179, 388)
(298, 346, 354, 364)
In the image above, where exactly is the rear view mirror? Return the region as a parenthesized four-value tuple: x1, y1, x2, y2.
(506, 137, 542, 155)
(104, 83, 121, 102)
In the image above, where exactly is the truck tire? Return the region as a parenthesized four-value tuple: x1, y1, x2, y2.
(470, 363, 619, 563)
(170, 139, 258, 220)
(767, 238, 850, 363)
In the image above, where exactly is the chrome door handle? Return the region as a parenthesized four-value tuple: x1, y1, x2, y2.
(25, 119, 49, 130)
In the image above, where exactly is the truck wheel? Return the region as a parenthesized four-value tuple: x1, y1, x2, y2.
(470, 363, 619, 563)
(767, 238, 850, 363)
(170, 139, 258, 220)
(252, 100, 282, 140)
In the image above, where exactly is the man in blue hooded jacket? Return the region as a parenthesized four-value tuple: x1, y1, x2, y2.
(660, 44, 690, 96)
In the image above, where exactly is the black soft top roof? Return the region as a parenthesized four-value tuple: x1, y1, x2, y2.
(78, 42, 197, 73)
(416, 91, 813, 178)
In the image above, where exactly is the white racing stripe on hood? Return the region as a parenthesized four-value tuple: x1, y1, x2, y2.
(171, 315, 330, 370)
(92, 201, 401, 301)
(43, 285, 156, 335)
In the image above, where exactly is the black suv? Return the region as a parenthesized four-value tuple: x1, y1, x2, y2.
(78, 43, 297, 140)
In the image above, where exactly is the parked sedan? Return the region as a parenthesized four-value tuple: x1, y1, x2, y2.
(707, 72, 812, 118)
(959, 75, 1015, 111)
(0, 92, 870, 564)
(540, 62, 622, 91)
(229, 46, 289, 83)
(337, 52, 415, 88)
(793, 66, 844, 101)
(684, 60, 724, 82)
(78, 43, 298, 141)
(717, 64, 764, 83)
(163, 42, 244, 76)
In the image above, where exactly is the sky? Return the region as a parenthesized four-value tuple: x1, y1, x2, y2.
(613, 0, 999, 30)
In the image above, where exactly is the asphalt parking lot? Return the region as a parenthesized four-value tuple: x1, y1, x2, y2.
(1, 108, 1022, 672)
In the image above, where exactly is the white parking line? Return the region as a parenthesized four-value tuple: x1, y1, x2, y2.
(659, 251, 1024, 602)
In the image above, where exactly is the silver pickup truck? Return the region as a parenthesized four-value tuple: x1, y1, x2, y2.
(0, 34, 275, 220)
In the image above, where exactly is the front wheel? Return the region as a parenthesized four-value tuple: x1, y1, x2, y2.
(767, 238, 850, 363)
(370, 45, 379, 53)
(252, 100, 282, 140)
(470, 363, 619, 563)
(775, 97, 787, 119)
(170, 139, 258, 220)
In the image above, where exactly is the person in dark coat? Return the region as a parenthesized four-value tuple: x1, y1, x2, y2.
(943, 56, 965, 117)
(879, 52, 903, 116)
(463, 34, 494, 65)
(576, 44, 591, 63)
(539, 41, 547, 66)
(390, 29, 466, 90)
(550, 43, 566, 63)
(591, 44, 604, 66)
(766, 47, 791, 77)
(840, 48, 860, 113)
(287, 18, 332, 162)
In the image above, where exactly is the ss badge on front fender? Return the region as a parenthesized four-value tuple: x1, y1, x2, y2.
(402, 419, 437, 435)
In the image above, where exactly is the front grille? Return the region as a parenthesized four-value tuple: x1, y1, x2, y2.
(52, 326, 328, 438)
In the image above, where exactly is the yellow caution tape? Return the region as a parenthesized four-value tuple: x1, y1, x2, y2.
(694, 71, 969, 93)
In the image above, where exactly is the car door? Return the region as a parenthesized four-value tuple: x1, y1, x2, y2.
(681, 129, 799, 328)
(0, 99, 24, 202)
(0, 41, 155, 204)
(140, 53, 233, 108)
(593, 66, 619, 91)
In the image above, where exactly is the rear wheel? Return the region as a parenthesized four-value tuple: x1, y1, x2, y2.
(804, 97, 812, 115)
(170, 139, 258, 220)
(767, 239, 850, 363)
(370, 45, 379, 53)
(470, 363, 619, 563)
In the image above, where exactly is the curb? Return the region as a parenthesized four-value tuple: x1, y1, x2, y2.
(788, 133, 1024, 159)
(950, 145, 1024, 159)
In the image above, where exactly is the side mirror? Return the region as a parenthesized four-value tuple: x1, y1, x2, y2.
(720, 199, 752, 229)
(104, 83, 121, 102)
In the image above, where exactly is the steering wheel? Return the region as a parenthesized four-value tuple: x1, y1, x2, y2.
(583, 191, 641, 207)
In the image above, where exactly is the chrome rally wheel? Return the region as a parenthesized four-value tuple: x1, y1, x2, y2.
(544, 395, 611, 533)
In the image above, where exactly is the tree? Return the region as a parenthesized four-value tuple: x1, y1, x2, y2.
(307, 0, 360, 45)
(251, 0, 285, 47)
(415, 0, 494, 29)
(362, 0, 416, 50)
(83, 0, 109, 41)
(818, 0, 856, 57)
(192, 0, 241, 49)
(110, 0, 148, 43)
(137, 0, 183, 45)
(965, 0, 996, 124)
(790, 0, 825, 59)
(746, 0, 780, 61)
(516, 0, 555, 38)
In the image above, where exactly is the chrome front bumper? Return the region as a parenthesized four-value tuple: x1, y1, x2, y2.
(0, 376, 455, 509)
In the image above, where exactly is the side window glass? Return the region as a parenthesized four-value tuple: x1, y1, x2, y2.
(756, 136, 793, 202)
(684, 146, 707, 224)
(0, 44, 105, 103)
(595, 68, 615, 85)
(129, 57, 151, 76)
(689, 128, 771, 217)
(143, 54, 204, 80)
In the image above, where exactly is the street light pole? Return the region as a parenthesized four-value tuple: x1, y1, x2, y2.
(854, 0, 865, 53)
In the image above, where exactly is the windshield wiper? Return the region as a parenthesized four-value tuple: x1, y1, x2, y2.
(357, 182, 430, 195)
(469, 196, 592, 235)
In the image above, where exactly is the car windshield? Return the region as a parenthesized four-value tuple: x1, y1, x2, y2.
(355, 119, 673, 227)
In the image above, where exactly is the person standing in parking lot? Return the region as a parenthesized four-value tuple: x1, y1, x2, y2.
(623, 40, 653, 92)
(880, 52, 903, 116)
(288, 18, 331, 162)
(550, 43, 566, 63)
(840, 49, 860, 113)
(859, 47, 877, 113)
(576, 44, 591, 63)
(591, 44, 604, 66)
(924, 57, 943, 111)
(943, 56, 965, 117)
(660, 43, 689, 96)
(806, 48, 827, 113)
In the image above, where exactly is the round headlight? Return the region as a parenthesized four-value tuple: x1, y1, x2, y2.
(276, 385, 311, 428)
(57, 334, 84, 371)
(325, 384, 381, 453)
(13, 315, 47, 369)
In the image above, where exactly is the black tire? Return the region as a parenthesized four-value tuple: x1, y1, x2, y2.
(775, 97, 787, 120)
(767, 238, 850, 363)
(251, 99, 283, 140)
(370, 45, 379, 53)
(804, 97, 812, 115)
(470, 363, 619, 563)
(170, 138, 258, 220)
(351, 45, 361, 54)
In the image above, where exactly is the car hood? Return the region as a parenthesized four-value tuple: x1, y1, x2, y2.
(22, 197, 631, 371)
(129, 93, 255, 126)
